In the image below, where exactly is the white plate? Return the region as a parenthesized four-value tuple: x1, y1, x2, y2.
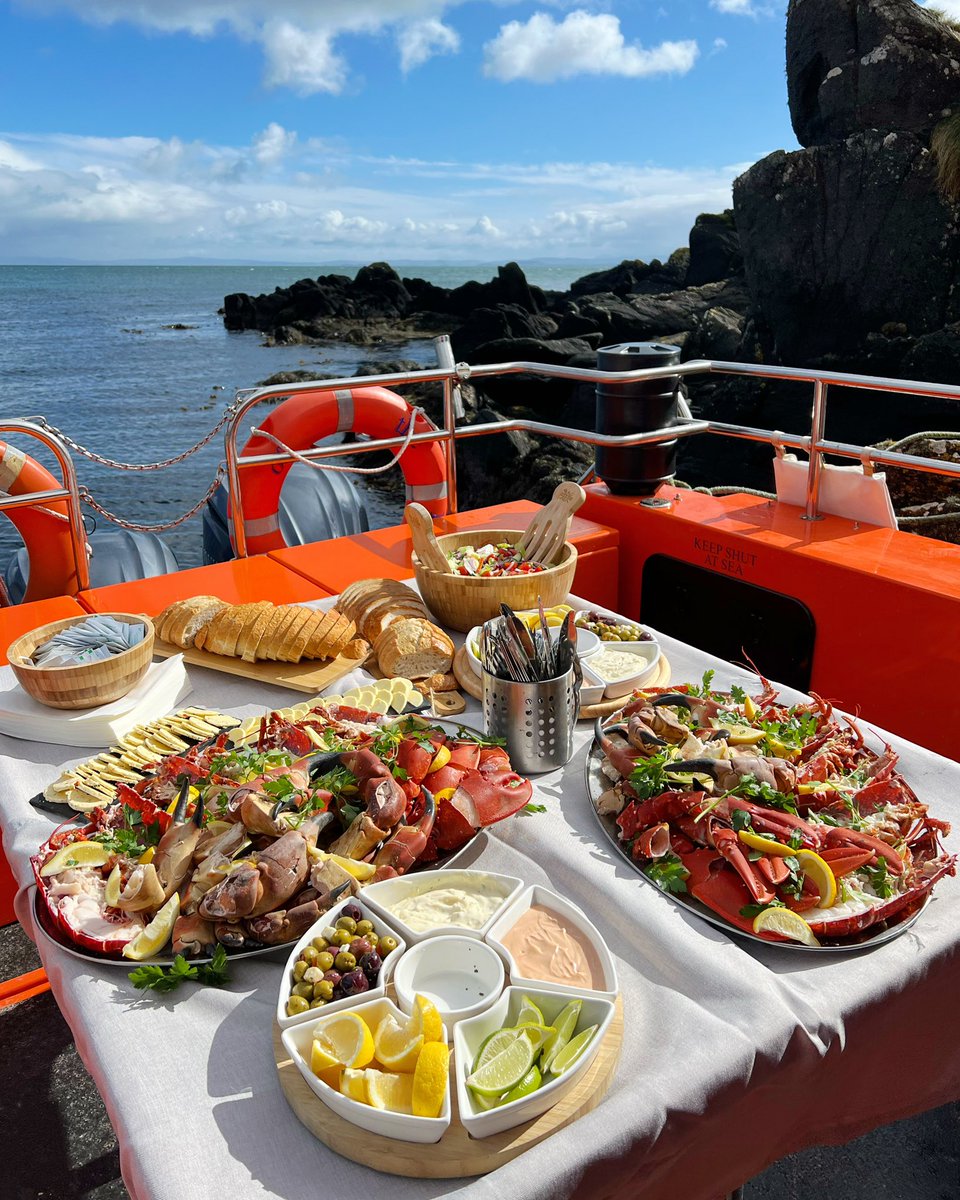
(361, 868, 524, 946)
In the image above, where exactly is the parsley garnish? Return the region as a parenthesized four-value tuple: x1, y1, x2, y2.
(644, 854, 689, 894)
(523, 802, 547, 814)
(129, 945, 230, 994)
(739, 899, 786, 919)
(779, 855, 804, 900)
(453, 726, 507, 749)
(629, 752, 672, 801)
(863, 858, 895, 899)
(731, 808, 754, 833)
(91, 828, 147, 859)
(730, 684, 747, 704)
(689, 670, 715, 697)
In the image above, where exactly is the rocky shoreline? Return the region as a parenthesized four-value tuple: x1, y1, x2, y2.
(223, 0, 960, 532)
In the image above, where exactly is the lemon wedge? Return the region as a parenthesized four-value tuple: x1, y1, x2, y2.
(415, 995, 443, 1044)
(743, 694, 758, 721)
(366, 1071, 415, 1114)
(433, 787, 457, 803)
(138, 846, 156, 865)
(374, 1009, 424, 1073)
(412, 1041, 450, 1117)
(39, 841, 110, 877)
(339, 1068, 370, 1104)
(104, 863, 122, 907)
(737, 830, 795, 857)
(795, 849, 838, 909)
(315, 1012, 375, 1069)
(752, 907, 821, 947)
(311, 1038, 340, 1077)
(121, 893, 180, 960)
(427, 744, 451, 774)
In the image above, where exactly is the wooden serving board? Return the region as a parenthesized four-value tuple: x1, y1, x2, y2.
(452, 645, 671, 720)
(274, 995, 623, 1178)
(153, 637, 368, 695)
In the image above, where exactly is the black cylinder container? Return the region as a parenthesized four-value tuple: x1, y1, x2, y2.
(594, 342, 681, 494)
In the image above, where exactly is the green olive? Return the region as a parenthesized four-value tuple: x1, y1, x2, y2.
(355, 919, 374, 936)
(334, 930, 353, 946)
(292, 982, 314, 999)
(309, 998, 327, 1009)
(336, 916, 358, 934)
(303, 966, 323, 985)
(379, 935, 399, 955)
(292, 960, 307, 982)
(317, 951, 335, 972)
(366, 932, 380, 949)
(301, 945, 320, 966)
(317, 980, 335, 1001)
(311, 936, 328, 952)
(334, 950, 356, 971)
(286, 995, 309, 1016)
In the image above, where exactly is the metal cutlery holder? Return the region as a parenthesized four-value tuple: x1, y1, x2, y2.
(482, 665, 579, 774)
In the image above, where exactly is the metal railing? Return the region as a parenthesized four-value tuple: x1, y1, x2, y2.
(222, 353, 960, 556)
(3, 353, 960, 579)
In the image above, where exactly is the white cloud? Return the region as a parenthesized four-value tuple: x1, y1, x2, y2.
(260, 22, 348, 95)
(922, 1, 960, 17)
(710, 0, 756, 13)
(483, 11, 698, 83)
(0, 128, 746, 261)
(397, 18, 460, 73)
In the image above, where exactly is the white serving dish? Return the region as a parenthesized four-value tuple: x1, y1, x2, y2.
(582, 639, 661, 699)
(464, 624, 600, 677)
(485, 885, 619, 1003)
(453, 985, 615, 1139)
(361, 869, 524, 946)
(276, 895, 407, 1030)
(281, 996, 451, 1143)
(393, 934, 505, 1026)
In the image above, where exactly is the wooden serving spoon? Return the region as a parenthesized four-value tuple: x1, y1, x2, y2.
(405, 503, 449, 573)
(517, 481, 587, 564)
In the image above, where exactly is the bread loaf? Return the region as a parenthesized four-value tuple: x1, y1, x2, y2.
(374, 618, 454, 680)
(158, 597, 356, 664)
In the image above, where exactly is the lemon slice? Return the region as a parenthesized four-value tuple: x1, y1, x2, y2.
(415, 995, 443, 1044)
(412, 1041, 450, 1117)
(497, 1064, 542, 1106)
(738, 830, 795, 857)
(138, 846, 156, 865)
(548, 1025, 598, 1076)
(121, 893, 180, 960)
(795, 849, 838, 909)
(434, 787, 457, 803)
(374, 1008, 424, 1072)
(311, 1038, 340, 1077)
(516, 995, 545, 1028)
(39, 841, 110, 877)
(366, 1071, 415, 1114)
(752, 907, 822, 947)
(427, 744, 451, 774)
(316, 1012, 375, 1069)
(466, 1033, 536, 1097)
(104, 863, 122, 907)
(541, 999, 582, 1074)
(339, 1068, 369, 1104)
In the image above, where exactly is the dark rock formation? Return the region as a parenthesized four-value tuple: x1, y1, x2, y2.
(685, 211, 743, 286)
(787, 0, 960, 147)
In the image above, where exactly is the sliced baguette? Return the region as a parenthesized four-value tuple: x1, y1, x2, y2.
(276, 607, 314, 663)
(195, 605, 231, 652)
(374, 618, 454, 679)
(317, 613, 354, 659)
(257, 606, 301, 661)
(171, 598, 228, 649)
(305, 610, 338, 659)
(206, 602, 257, 658)
(339, 578, 412, 622)
(235, 602, 275, 662)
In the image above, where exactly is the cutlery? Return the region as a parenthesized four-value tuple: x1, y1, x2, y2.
(517, 481, 586, 564)
(405, 502, 449, 573)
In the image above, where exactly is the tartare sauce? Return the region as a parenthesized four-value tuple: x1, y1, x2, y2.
(388, 880, 507, 933)
(589, 647, 645, 682)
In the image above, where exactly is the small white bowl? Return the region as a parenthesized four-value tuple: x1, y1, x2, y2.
(453, 985, 615, 1139)
(583, 639, 661, 699)
(361, 869, 524, 946)
(393, 934, 505, 1026)
(276, 895, 406, 1030)
(280, 996, 451, 1143)
(465, 624, 601, 677)
(485, 885, 618, 1002)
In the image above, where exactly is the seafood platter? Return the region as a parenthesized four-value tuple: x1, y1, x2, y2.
(30, 699, 537, 965)
(274, 867, 622, 1174)
(589, 670, 957, 949)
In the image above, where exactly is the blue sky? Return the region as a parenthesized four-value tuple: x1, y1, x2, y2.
(0, 0, 881, 264)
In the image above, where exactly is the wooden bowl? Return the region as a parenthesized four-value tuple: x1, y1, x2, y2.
(412, 530, 577, 632)
(7, 613, 155, 709)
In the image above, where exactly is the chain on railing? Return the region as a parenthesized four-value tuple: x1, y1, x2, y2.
(77, 465, 227, 533)
(29, 401, 245, 472)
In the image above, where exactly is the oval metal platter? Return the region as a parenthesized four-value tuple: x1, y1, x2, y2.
(584, 734, 927, 954)
(31, 716, 495, 968)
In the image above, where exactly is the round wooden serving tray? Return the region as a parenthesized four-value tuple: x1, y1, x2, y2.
(274, 995, 622, 1178)
(452, 645, 671, 720)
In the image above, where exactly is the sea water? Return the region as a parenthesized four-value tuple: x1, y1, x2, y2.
(0, 262, 604, 571)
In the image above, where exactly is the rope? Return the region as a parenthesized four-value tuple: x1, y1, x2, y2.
(78, 465, 226, 533)
(30, 403, 244, 472)
(249, 406, 425, 476)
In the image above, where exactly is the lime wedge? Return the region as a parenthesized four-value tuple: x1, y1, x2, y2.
(540, 999, 582, 1073)
(472, 1028, 520, 1075)
(548, 1024, 598, 1076)
(497, 1064, 542, 1106)
(466, 1034, 536, 1097)
(516, 995, 545, 1027)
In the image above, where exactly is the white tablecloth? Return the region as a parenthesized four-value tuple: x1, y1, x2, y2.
(2, 634, 959, 1200)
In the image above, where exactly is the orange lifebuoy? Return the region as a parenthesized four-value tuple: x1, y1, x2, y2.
(0, 442, 80, 602)
(232, 386, 449, 555)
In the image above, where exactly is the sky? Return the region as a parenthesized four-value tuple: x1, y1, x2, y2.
(0, 0, 946, 266)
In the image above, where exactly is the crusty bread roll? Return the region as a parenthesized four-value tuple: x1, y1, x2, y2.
(339, 578, 413, 624)
(374, 618, 454, 680)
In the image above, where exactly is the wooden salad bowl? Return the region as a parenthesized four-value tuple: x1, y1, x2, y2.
(412, 529, 577, 632)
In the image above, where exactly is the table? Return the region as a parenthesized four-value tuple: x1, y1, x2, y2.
(2, 634, 959, 1200)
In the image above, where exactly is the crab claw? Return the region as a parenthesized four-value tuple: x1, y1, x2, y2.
(649, 693, 694, 711)
(306, 749, 345, 778)
(662, 758, 719, 776)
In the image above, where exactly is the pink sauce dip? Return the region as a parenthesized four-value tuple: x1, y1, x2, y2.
(500, 903, 605, 990)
